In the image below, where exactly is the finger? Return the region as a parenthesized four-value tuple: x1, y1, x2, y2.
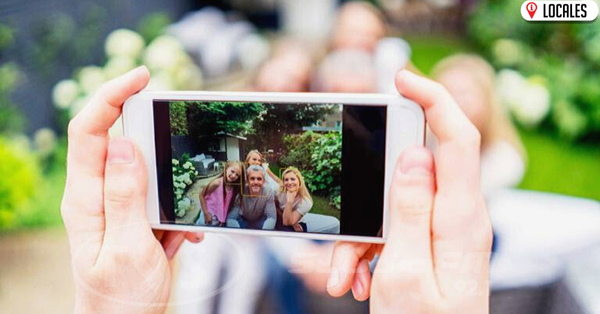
(351, 259, 372, 301)
(103, 138, 154, 247)
(161, 231, 187, 260)
(184, 232, 204, 243)
(67, 66, 149, 179)
(395, 70, 481, 202)
(61, 67, 149, 263)
(327, 242, 372, 297)
(375, 146, 438, 294)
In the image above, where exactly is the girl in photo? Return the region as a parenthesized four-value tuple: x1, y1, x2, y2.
(275, 167, 313, 232)
(245, 150, 281, 193)
(195, 160, 244, 227)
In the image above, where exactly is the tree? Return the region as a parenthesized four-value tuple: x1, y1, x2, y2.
(185, 101, 265, 139)
(250, 103, 336, 152)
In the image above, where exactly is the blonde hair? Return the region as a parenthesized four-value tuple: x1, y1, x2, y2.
(279, 167, 312, 202)
(431, 54, 526, 158)
(245, 150, 264, 165)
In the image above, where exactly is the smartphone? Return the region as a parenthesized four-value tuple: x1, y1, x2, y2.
(123, 91, 424, 243)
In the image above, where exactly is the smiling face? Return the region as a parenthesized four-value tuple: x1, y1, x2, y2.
(247, 152, 262, 166)
(283, 172, 299, 193)
(247, 169, 265, 195)
(225, 165, 241, 183)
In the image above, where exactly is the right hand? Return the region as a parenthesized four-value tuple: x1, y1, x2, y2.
(326, 70, 492, 313)
(287, 190, 298, 201)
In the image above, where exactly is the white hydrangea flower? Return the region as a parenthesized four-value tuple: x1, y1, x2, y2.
(173, 63, 203, 90)
(492, 39, 523, 67)
(104, 56, 137, 80)
(143, 36, 187, 71)
(145, 70, 175, 90)
(172, 159, 179, 165)
(78, 66, 106, 94)
(105, 29, 145, 59)
(497, 69, 550, 128)
(52, 79, 80, 109)
(33, 128, 57, 157)
(183, 162, 191, 169)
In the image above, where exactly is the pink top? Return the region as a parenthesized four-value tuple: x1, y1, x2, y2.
(204, 178, 234, 223)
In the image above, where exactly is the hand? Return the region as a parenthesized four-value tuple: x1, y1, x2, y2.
(326, 70, 492, 313)
(287, 190, 298, 201)
(292, 223, 304, 232)
(204, 212, 213, 225)
(61, 66, 204, 314)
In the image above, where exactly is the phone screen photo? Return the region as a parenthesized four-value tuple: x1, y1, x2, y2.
(153, 100, 387, 238)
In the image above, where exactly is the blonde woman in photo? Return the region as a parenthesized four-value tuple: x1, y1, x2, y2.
(276, 167, 313, 232)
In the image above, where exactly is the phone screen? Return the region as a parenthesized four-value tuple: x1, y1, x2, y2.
(153, 100, 386, 237)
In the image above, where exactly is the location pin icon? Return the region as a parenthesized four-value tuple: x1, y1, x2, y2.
(526, 2, 537, 18)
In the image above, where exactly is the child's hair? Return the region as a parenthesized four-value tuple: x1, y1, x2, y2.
(211, 160, 244, 212)
(244, 149, 264, 165)
(279, 167, 312, 202)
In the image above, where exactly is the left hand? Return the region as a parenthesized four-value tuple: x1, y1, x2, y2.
(61, 66, 203, 314)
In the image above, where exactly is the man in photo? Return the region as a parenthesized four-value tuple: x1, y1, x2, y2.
(226, 165, 277, 229)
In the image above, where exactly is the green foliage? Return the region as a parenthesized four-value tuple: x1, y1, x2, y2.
(169, 101, 188, 136)
(186, 101, 265, 139)
(280, 131, 342, 209)
(0, 23, 14, 52)
(137, 12, 172, 43)
(467, 0, 600, 141)
(0, 138, 40, 229)
(251, 103, 336, 152)
(0, 62, 24, 134)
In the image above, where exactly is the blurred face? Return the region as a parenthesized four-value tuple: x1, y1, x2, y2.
(226, 165, 241, 183)
(284, 172, 299, 192)
(437, 69, 490, 134)
(247, 170, 264, 195)
(333, 4, 386, 52)
(247, 152, 262, 166)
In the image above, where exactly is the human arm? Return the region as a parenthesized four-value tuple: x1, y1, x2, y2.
(326, 70, 492, 312)
(199, 179, 219, 224)
(262, 195, 277, 230)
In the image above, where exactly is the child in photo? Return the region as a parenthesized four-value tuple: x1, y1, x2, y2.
(276, 167, 313, 232)
(195, 161, 244, 227)
(245, 150, 281, 193)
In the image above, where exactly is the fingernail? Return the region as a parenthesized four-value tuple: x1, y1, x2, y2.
(352, 278, 363, 298)
(400, 147, 433, 176)
(194, 232, 204, 241)
(107, 138, 135, 164)
(327, 267, 340, 289)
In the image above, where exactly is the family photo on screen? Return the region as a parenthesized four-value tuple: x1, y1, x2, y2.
(169, 101, 343, 234)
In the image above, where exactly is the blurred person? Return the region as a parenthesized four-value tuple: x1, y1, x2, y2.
(431, 54, 527, 196)
(312, 48, 378, 93)
(331, 1, 386, 52)
(253, 40, 313, 92)
(61, 66, 491, 314)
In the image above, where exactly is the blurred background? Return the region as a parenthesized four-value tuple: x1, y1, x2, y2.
(0, 0, 599, 313)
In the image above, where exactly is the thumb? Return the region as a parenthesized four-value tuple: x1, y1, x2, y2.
(103, 137, 151, 245)
(383, 145, 436, 267)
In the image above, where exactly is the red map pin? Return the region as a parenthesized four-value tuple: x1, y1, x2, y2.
(526, 2, 537, 18)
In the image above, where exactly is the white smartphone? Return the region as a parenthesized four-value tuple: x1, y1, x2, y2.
(123, 91, 424, 243)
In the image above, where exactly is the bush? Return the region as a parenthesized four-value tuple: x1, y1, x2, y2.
(172, 154, 198, 218)
(280, 131, 342, 209)
(169, 101, 188, 136)
(0, 138, 40, 229)
(467, 0, 600, 141)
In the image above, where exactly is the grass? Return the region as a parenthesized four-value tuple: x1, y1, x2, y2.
(518, 130, 600, 200)
(311, 195, 341, 220)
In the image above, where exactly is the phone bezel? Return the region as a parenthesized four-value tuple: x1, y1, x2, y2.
(123, 91, 425, 243)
